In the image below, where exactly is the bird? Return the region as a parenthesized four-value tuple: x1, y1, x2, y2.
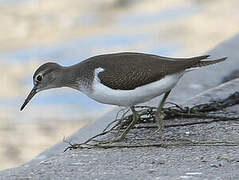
(20, 52, 227, 142)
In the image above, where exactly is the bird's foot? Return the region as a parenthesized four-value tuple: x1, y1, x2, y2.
(96, 113, 139, 144)
(64, 124, 134, 151)
(64, 107, 139, 151)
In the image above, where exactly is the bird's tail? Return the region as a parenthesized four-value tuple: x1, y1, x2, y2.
(191, 56, 227, 68)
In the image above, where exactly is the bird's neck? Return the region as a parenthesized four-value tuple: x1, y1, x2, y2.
(58, 66, 75, 87)
(57, 63, 94, 92)
(58, 65, 84, 90)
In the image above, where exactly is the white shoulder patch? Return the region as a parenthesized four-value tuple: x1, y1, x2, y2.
(95, 67, 104, 74)
(94, 67, 105, 82)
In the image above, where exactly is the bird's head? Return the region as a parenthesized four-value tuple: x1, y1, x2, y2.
(20, 62, 62, 111)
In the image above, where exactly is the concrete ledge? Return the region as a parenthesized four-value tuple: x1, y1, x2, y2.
(30, 33, 239, 164)
(0, 34, 239, 179)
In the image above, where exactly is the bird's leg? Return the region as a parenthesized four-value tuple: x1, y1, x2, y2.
(156, 90, 171, 135)
(118, 108, 131, 130)
(99, 106, 139, 144)
(117, 106, 139, 140)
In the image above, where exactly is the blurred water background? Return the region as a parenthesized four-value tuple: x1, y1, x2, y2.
(0, 0, 238, 170)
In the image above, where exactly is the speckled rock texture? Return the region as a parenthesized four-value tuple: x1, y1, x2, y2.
(0, 34, 239, 180)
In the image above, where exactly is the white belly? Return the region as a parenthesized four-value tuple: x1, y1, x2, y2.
(80, 70, 184, 107)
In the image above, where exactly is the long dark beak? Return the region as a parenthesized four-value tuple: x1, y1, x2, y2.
(20, 87, 38, 111)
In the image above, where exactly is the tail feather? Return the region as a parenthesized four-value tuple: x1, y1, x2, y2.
(190, 55, 210, 61)
(191, 57, 227, 68)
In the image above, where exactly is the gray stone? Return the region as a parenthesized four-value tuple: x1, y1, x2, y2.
(1, 34, 239, 180)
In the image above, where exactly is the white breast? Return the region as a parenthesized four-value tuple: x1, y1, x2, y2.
(79, 68, 184, 107)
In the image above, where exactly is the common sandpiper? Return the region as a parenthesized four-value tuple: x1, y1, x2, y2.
(20, 52, 227, 142)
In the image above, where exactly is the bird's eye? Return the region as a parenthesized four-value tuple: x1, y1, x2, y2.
(36, 74, 43, 82)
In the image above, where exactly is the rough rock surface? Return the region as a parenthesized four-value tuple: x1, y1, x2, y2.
(0, 34, 239, 179)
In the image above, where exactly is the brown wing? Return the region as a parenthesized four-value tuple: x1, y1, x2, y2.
(76, 52, 209, 90)
(82, 52, 210, 90)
